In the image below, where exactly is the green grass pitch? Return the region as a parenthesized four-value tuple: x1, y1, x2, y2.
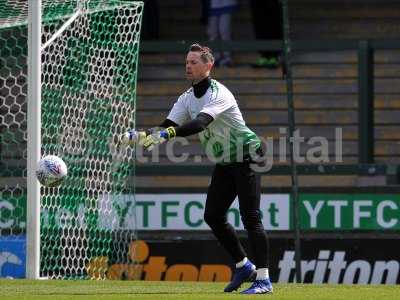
(1, 280, 399, 300)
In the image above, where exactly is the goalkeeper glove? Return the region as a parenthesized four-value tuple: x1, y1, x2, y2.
(119, 130, 147, 147)
(143, 127, 176, 151)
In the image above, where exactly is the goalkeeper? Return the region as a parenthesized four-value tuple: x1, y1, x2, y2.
(121, 43, 272, 294)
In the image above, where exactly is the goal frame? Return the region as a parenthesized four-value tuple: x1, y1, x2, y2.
(26, 0, 42, 280)
(25, 0, 142, 280)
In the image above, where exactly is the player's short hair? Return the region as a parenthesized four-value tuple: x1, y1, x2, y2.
(189, 43, 214, 64)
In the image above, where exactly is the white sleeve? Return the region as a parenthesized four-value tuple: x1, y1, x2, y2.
(200, 93, 233, 119)
(166, 95, 190, 126)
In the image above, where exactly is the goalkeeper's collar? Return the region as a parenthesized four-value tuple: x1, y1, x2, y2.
(193, 76, 211, 98)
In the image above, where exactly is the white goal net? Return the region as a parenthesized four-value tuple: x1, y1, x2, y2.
(0, 0, 143, 279)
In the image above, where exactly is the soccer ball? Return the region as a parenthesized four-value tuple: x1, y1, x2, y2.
(36, 155, 68, 187)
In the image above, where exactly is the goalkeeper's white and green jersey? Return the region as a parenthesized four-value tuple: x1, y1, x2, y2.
(167, 79, 261, 164)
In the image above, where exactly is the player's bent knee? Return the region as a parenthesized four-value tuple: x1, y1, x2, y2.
(240, 211, 263, 231)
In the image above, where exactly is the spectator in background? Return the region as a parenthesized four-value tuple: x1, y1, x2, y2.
(142, 0, 159, 40)
(250, 0, 283, 68)
(207, 0, 239, 67)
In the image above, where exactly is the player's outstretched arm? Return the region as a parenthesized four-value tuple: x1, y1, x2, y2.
(142, 113, 214, 151)
(119, 114, 213, 151)
(118, 119, 179, 149)
(173, 112, 213, 137)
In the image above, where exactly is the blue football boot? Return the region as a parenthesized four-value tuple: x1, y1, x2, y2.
(224, 260, 256, 292)
(240, 278, 273, 294)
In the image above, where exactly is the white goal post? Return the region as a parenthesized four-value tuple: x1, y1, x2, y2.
(27, 0, 42, 280)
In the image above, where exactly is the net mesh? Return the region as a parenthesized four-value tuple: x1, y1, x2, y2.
(0, 0, 143, 279)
